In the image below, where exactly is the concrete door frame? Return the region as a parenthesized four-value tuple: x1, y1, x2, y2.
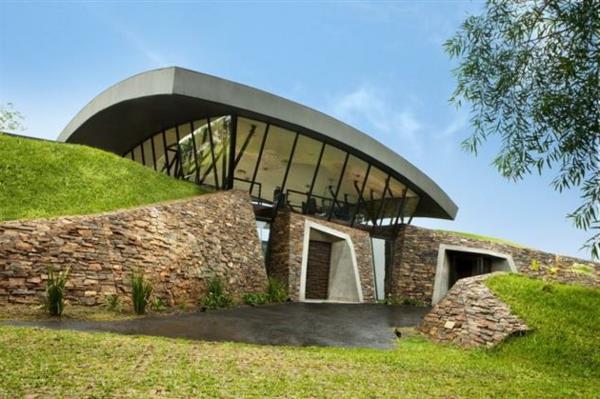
(299, 220, 364, 303)
(432, 244, 517, 305)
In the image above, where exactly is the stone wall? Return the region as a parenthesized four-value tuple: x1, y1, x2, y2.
(305, 240, 332, 300)
(267, 211, 376, 302)
(0, 191, 267, 306)
(391, 225, 600, 305)
(419, 273, 529, 348)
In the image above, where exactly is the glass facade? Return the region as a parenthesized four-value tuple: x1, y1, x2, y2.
(124, 115, 421, 232)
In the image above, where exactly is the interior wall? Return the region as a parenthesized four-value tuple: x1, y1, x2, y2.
(327, 240, 360, 302)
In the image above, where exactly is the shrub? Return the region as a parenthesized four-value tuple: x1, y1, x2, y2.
(151, 297, 166, 312)
(571, 263, 594, 275)
(104, 294, 121, 312)
(265, 277, 287, 303)
(131, 270, 152, 315)
(382, 294, 427, 307)
(45, 266, 70, 316)
(201, 277, 233, 310)
(530, 259, 541, 271)
(243, 292, 268, 306)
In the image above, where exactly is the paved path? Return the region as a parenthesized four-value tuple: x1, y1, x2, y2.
(7, 303, 430, 349)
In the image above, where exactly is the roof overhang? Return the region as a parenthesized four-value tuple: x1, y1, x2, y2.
(59, 67, 458, 220)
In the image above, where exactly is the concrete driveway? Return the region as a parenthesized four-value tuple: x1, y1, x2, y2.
(7, 303, 430, 349)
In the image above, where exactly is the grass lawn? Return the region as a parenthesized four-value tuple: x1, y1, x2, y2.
(1, 275, 599, 398)
(436, 229, 524, 247)
(0, 133, 203, 221)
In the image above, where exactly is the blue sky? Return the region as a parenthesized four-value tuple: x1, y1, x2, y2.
(0, 1, 589, 258)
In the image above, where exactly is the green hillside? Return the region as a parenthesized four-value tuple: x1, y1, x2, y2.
(0, 133, 203, 221)
(1, 274, 599, 397)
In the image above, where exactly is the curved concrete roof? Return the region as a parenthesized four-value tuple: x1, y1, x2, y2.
(59, 67, 458, 220)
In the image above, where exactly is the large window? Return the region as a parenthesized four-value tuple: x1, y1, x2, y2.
(125, 114, 420, 229)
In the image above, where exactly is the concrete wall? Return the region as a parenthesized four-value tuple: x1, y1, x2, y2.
(390, 225, 600, 305)
(0, 191, 267, 306)
(267, 211, 376, 302)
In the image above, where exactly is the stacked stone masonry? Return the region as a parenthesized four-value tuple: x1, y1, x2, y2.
(267, 210, 376, 302)
(391, 225, 600, 305)
(0, 191, 267, 306)
(419, 273, 529, 348)
(305, 240, 332, 300)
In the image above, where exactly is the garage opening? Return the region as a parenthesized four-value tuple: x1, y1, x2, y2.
(447, 251, 493, 288)
(300, 221, 363, 303)
(432, 245, 516, 304)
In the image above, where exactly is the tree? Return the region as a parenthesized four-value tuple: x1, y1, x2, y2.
(446, 0, 600, 258)
(0, 102, 25, 133)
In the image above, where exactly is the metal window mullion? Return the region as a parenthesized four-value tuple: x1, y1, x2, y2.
(393, 187, 409, 226)
(234, 124, 256, 168)
(306, 142, 326, 208)
(374, 174, 391, 227)
(188, 122, 200, 184)
(327, 152, 349, 221)
(150, 134, 157, 171)
(140, 141, 146, 165)
(280, 132, 299, 196)
(206, 117, 220, 188)
(249, 123, 270, 198)
(161, 130, 169, 175)
(227, 115, 237, 189)
(406, 197, 420, 225)
(350, 163, 371, 227)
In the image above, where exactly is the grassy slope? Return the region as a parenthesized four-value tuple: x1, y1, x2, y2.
(0, 275, 598, 398)
(436, 229, 524, 247)
(0, 134, 203, 221)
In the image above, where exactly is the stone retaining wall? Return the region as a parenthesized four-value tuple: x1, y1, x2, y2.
(0, 191, 267, 306)
(390, 225, 600, 304)
(267, 211, 376, 302)
(419, 273, 529, 348)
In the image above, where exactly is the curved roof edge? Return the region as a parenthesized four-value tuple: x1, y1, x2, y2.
(59, 66, 458, 220)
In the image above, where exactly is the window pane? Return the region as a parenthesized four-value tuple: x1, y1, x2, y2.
(162, 128, 179, 176)
(331, 154, 368, 221)
(402, 189, 420, 218)
(354, 166, 387, 226)
(132, 145, 142, 165)
(254, 125, 296, 203)
(283, 134, 321, 212)
(142, 138, 154, 169)
(153, 133, 166, 173)
(177, 122, 198, 182)
(380, 177, 407, 225)
(310, 145, 346, 216)
(233, 117, 267, 197)
(209, 116, 231, 189)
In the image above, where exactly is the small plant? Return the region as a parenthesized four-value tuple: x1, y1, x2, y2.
(570, 263, 593, 275)
(382, 294, 427, 307)
(243, 292, 268, 306)
(542, 283, 555, 293)
(548, 266, 559, 275)
(200, 277, 233, 310)
(530, 259, 541, 271)
(131, 270, 152, 315)
(265, 277, 287, 303)
(105, 294, 121, 312)
(151, 297, 166, 312)
(46, 266, 70, 316)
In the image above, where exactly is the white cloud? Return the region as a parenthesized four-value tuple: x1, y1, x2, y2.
(330, 85, 423, 157)
(84, 4, 167, 68)
(439, 111, 468, 138)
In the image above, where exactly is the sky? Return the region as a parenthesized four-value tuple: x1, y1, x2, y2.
(0, 1, 590, 259)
